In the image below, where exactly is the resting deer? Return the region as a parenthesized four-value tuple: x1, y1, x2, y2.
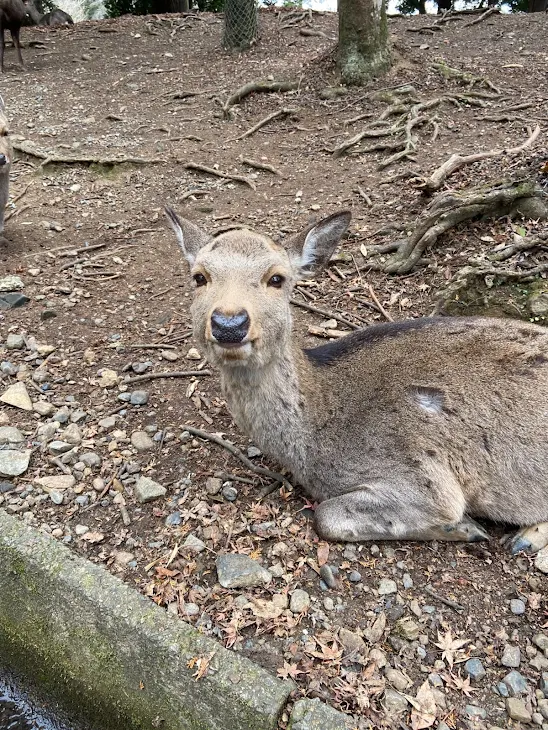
(166, 208, 548, 555)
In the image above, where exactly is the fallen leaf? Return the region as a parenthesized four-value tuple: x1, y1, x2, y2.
(317, 542, 329, 567)
(410, 680, 436, 730)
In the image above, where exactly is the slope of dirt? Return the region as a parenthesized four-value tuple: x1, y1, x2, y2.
(1, 9, 547, 730)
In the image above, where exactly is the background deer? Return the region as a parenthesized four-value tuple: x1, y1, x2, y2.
(166, 207, 548, 556)
(0, 0, 26, 72)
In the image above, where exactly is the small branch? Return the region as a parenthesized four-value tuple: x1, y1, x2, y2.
(422, 125, 540, 193)
(220, 79, 299, 119)
(464, 7, 499, 26)
(240, 158, 282, 176)
(182, 425, 292, 490)
(290, 297, 359, 330)
(123, 370, 211, 384)
(184, 162, 257, 190)
(231, 107, 297, 142)
(367, 285, 394, 322)
(424, 585, 464, 613)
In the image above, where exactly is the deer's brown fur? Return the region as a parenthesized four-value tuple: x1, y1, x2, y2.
(0, 0, 25, 72)
(0, 95, 11, 235)
(166, 207, 548, 554)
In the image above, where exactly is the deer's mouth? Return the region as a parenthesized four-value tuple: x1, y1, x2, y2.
(211, 340, 254, 361)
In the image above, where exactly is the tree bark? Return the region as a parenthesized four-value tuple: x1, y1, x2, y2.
(338, 0, 390, 86)
(224, 0, 258, 50)
(528, 0, 547, 11)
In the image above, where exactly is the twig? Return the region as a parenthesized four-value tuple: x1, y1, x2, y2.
(123, 369, 211, 384)
(464, 7, 499, 26)
(231, 108, 297, 142)
(240, 158, 282, 176)
(220, 79, 299, 119)
(214, 471, 257, 486)
(10, 182, 32, 205)
(290, 298, 359, 330)
(424, 585, 464, 613)
(367, 285, 394, 322)
(184, 162, 256, 190)
(182, 425, 292, 489)
(356, 185, 372, 206)
(422, 125, 541, 193)
(127, 343, 177, 349)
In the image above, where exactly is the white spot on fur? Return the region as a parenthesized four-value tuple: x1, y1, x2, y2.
(414, 389, 443, 415)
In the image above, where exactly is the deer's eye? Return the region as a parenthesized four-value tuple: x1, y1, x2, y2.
(193, 273, 207, 287)
(267, 274, 285, 288)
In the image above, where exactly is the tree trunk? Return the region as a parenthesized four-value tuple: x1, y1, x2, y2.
(528, 0, 547, 11)
(224, 0, 258, 50)
(338, 0, 390, 86)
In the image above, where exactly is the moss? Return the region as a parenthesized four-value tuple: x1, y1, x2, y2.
(442, 278, 533, 320)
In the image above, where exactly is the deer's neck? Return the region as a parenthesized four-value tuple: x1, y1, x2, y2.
(219, 347, 312, 481)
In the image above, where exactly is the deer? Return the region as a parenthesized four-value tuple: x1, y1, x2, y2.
(0, 95, 11, 235)
(0, 0, 26, 72)
(165, 207, 548, 556)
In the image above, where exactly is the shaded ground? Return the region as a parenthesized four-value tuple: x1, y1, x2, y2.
(1, 8, 548, 729)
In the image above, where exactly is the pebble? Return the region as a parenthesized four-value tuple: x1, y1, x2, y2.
(503, 670, 529, 696)
(49, 491, 64, 505)
(510, 598, 526, 615)
(464, 658, 486, 683)
(113, 551, 134, 567)
(134, 476, 166, 503)
(338, 627, 366, 656)
(131, 362, 151, 374)
(540, 673, 548, 697)
(501, 644, 521, 668)
(205, 477, 222, 495)
(0, 293, 30, 310)
(539, 699, 548, 719)
(0, 449, 31, 477)
(216, 554, 271, 589)
(6, 334, 25, 350)
(396, 617, 420, 641)
(53, 407, 70, 424)
(33, 400, 55, 416)
(35, 475, 75, 491)
(181, 533, 206, 553)
(378, 578, 397, 595)
(290, 589, 310, 614)
(323, 597, 334, 611)
(98, 369, 119, 388)
(129, 390, 149, 405)
(535, 548, 548, 574)
(222, 484, 238, 502)
(402, 573, 413, 589)
(160, 350, 178, 362)
(247, 446, 262, 458)
(533, 634, 548, 654)
(383, 688, 408, 715)
(0, 426, 24, 446)
(98, 416, 117, 430)
(385, 668, 410, 692)
(0, 362, 17, 376)
(0, 481, 15, 493)
(165, 512, 182, 527)
(48, 440, 72, 455)
(506, 698, 532, 723)
(319, 564, 337, 589)
(182, 603, 200, 617)
(75, 496, 89, 507)
(63, 423, 82, 445)
(74, 524, 89, 536)
(0, 382, 33, 411)
(131, 431, 154, 452)
(465, 705, 487, 720)
(0, 275, 24, 291)
(80, 452, 101, 468)
(348, 570, 362, 583)
(186, 348, 201, 360)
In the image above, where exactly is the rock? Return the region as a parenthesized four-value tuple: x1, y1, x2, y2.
(402, 573, 413, 589)
(289, 697, 353, 730)
(339, 628, 366, 657)
(70, 410, 87, 423)
(503, 670, 529, 696)
(205, 477, 222, 495)
(533, 634, 548, 654)
(0, 481, 15, 493)
(396, 617, 420, 641)
(540, 673, 548, 697)
(0, 362, 17, 376)
(290, 589, 310, 614)
(181, 534, 206, 553)
(378, 579, 397, 595)
(36, 423, 58, 443)
(131, 431, 154, 452)
(97, 369, 119, 388)
(0, 275, 24, 291)
(131, 362, 151, 375)
(6, 334, 25, 350)
(165, 512, 182, 527)
(506, 698, 532, 723)
(49, 490, 64, 505)
(528, 287, 548, 317)
(465, 705, 487, 720)
(35, 475, 75, 491)
(130, 390, 149, 405)
(365, 612, 386, 644)
(48, 440, 72, 455)
(98, 416, 117, 430)
(113, 551, 134, 567)
(216, 554, 271, 589)
(186, 348, 201, 360)
(383, 688, 408, 715)
(53, 407, 70, 424)
(464, 658, 486, 683)
(538, 699, 548, 719)
(134, 476, 166, 503)
(247, 446, 262, 458)
(160, 350, 178, 362)
(0, 449, 31, 477)
(510, 598, 526, 615)
(74, 524, 89, 536)
(182, 603, 200, 617)
(535, 548, 548, 574)
(385, 668, 410, 692)
(369, 648, 387, 669)
(348, 570, 362, 583)
(63, 424, 82, 445)
(33, 400, 55, 417)
(80, 452, 101, 468)
(0, 427, 24, 446)
(222, 484, 238, 502)
(323, 597, 334, 611)
(501, 644, 521, 668)
(0, 382, 33, 411)
(530, 654, 548, 671)
(0, 293, 30, 310)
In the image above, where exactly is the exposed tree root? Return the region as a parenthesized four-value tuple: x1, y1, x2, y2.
(421, 125, 541, 193)
(220, 79, 299, 119)
(12, 139, 163, 166)
(431, 61, 501, 95)
(184, 161, 257, 190)
(240, 157, 283, 176)
(365, 180, 545, 275)
(230, 107, 297, 142)
(464, 7, 499, 26)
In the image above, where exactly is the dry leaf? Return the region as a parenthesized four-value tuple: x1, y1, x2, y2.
(317, 542, 329, 567)
(410, 680, 436, 730)
(249, 598, 284, 620)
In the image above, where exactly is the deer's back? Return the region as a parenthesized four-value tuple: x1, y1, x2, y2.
(301, 316, 548, 522)
(0, 0, 26, 25)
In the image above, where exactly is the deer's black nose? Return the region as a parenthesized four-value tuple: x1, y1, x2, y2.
(0, 155, 6, 166)
(211, 309, 250, 344)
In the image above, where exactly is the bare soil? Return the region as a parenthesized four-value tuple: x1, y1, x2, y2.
(1, 8, 548, 729)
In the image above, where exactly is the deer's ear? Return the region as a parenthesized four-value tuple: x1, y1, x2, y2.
(286, 211, 351, 278)
(165, 207, 212, 266)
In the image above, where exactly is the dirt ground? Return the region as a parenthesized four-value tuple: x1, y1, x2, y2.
(1, 8, 548, 729)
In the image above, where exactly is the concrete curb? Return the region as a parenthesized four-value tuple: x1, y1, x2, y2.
(0, 509, 354, 730)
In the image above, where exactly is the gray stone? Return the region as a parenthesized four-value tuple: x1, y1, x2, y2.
(464, 658, 486, 683)
(0, 426, 24, 446)
(319, 564, 337, 589)
(465, 705, 487, 719)
(0, 362, 17, 376)
(506, 698, 532, 723)
(48, 441, 72, 455)
(501, 644, 521, 668)
(75, 496, 89, 507)
(0, 275, 24, 291)
(165, 512, 182, 527)
(532, 711, 543, 725)
(385, 668, 410, 692)
(396, 617, 420, 641)
(247, 446, 262, 458)
(536, 548, 548, 575)
(33, 400, 55, 417)
(289, 698, 353, 729)
(70, 410, 87, 423)
(383, 688, 408, 715)
(428, 673, 444, 688)
(216, 554, 271, 589)
(131, 362, 151, 375)
(98, 416, 117, 430)
(53, 407, 70, 424)
(497, 681, 509, 697)
(503, 670, 529, 696)
(80, 452, 101, 468)
(182, 603, 200, 617)
(323, 597, 334, 611)
(222, 484, 238, 502)
(131, 431, 154, 452)
(49, 490, 64, 505)
(289, 589, 310, 614)
(0, 293, 30, 310)
(0, 449, 31, 477)
(74, 524, 89, 536)
(0, 481, 14, 493)
(378, 579, 397, 595)
(338, 628, 366, 657)
(181, 534, 206, 553)
(540, 673, 548, 697)
(36, 475, 76, 491)
(129, 390, 149, 405)
(134, 476, 166, 503)
(510, 598, 526, 615)
(36, 423, 58, 443)
(6, 334, 25, 350)
(205, 477, 222, 495)
(63, 424, 82, 446)
(402, 573, 413, 589)
(534, 634, 548, 654)
(528, 289, 548, 317)
(348, 570, 362, 583)
(0, 382, 33, 411)
(530, 654, 548, 671)
(539, 699, 548, 720)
